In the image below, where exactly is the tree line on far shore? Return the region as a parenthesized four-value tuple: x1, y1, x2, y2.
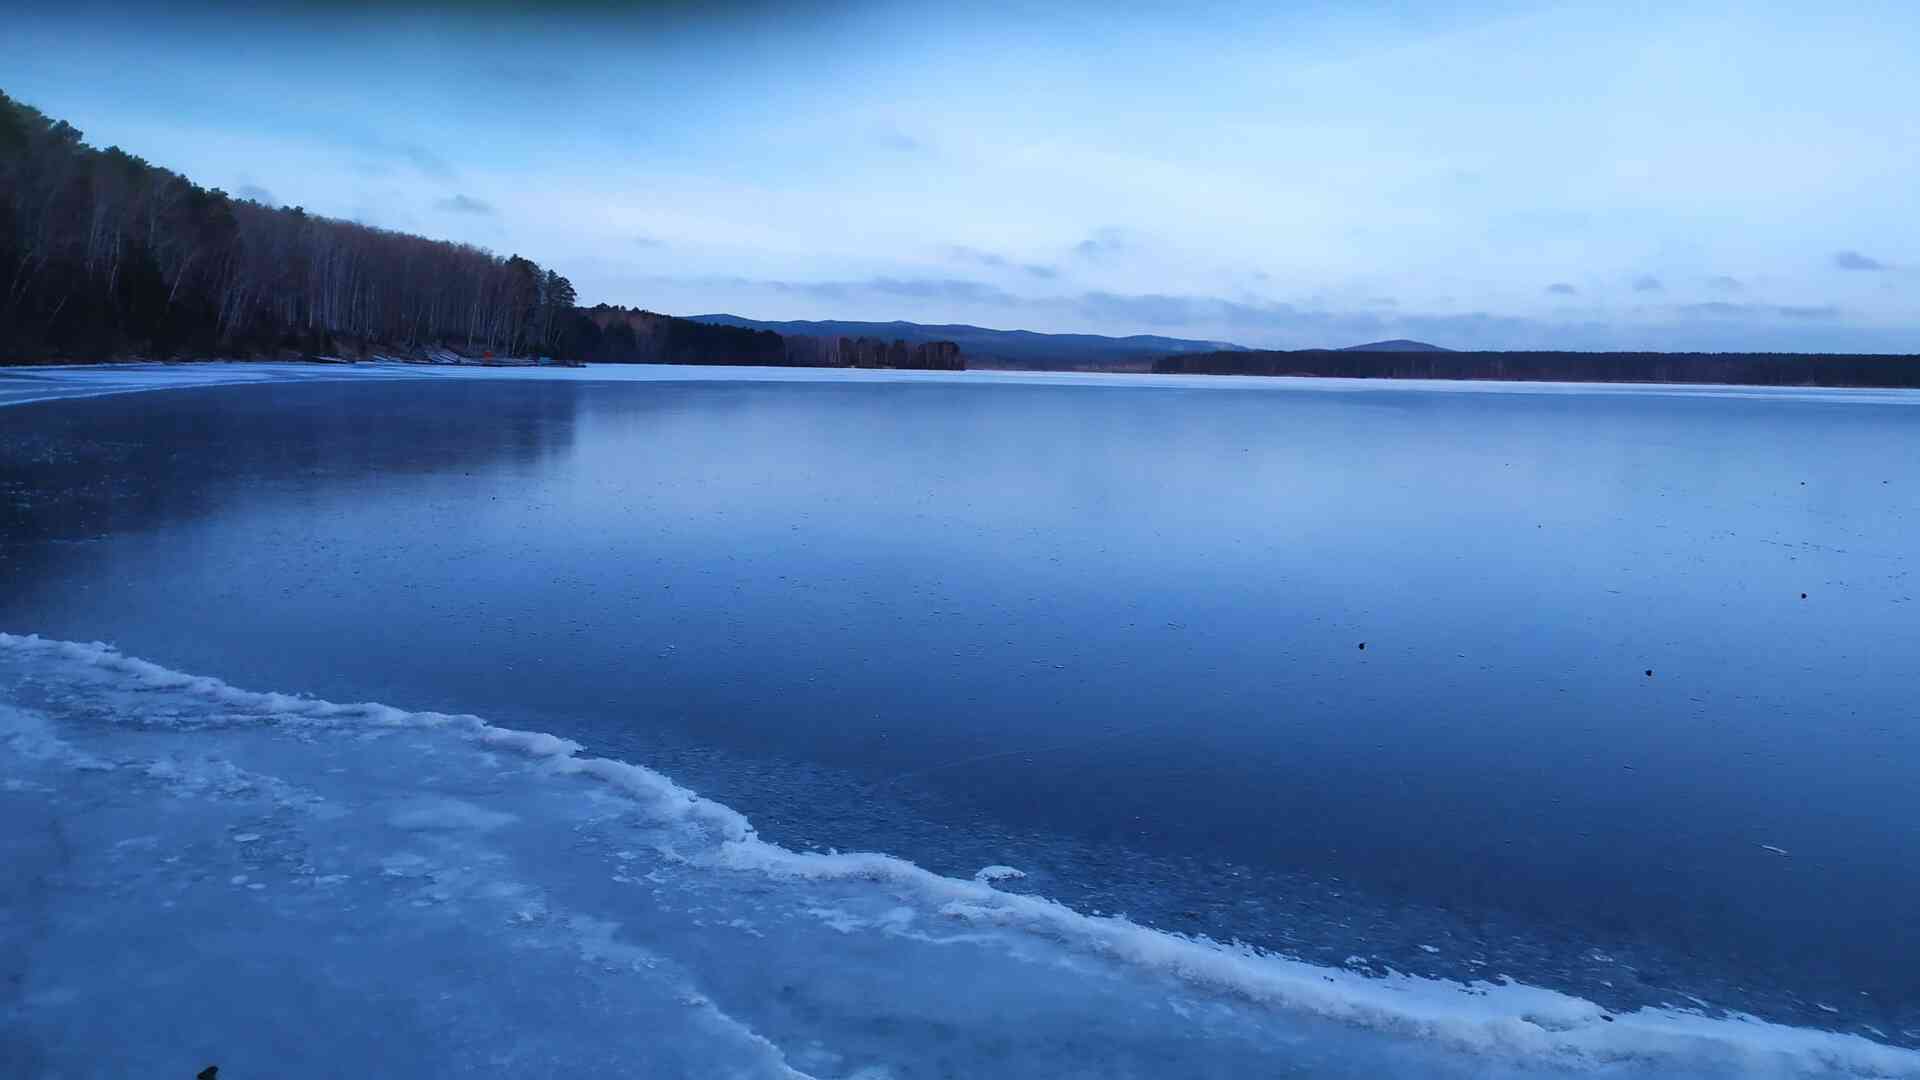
(561, 307, 963, 369)
(1154, 349, 1920, 388)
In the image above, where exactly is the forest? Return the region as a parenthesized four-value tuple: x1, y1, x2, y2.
(0, 89, 577, 363)
(1154, 349, 1920, 388)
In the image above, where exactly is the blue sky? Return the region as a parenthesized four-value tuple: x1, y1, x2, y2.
(12, 1, 1919, 349)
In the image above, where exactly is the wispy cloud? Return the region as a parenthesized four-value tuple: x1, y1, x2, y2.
(1677, 301, 1840, 320)
(1833, 250, 1888, 271)
(863, 278, 1017, 303)
(402, 144, 456, 180)
(354, 140, 458, 181)
(947, 245, 1009, 269)
(1077, 291, 1203, 326)
(435, 194, 496, 215)
(1073, 227, 1133, 261)
(948, 245, 1057, 279)
(757, 277, 1020, 306)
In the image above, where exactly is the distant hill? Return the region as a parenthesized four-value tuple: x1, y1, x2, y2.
(687, 314, 1247, 371)
(1340, 339, 1452, 353)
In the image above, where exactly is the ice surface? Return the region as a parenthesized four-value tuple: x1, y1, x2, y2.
(6, 360, 1920, 412)
(3, 632, 1916, 1078)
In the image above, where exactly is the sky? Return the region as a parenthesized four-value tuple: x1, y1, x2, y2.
(10, 0, 1920, 350)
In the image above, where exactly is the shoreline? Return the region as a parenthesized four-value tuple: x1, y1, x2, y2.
(8, 355, 1920, 394)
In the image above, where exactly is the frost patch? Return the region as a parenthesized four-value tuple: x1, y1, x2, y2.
(388, 797, 518, 832)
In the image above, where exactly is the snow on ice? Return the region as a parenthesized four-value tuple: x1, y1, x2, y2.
(3, 632, 1917, 1079)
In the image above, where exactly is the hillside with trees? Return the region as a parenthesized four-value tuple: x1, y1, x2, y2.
(1155, 349, 1920, 388)
(778, 333, 962, 370)
(0, 90, 971, 370)
(0, 90, 578, 364)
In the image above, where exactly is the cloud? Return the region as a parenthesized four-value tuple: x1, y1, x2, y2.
(1676, 302, 1841, 320)
(756, 277, 1021, 306)
(947, 245, 1009, 269)
(864, 278, 1017, 303)
(235, 184, 276, 206)
(435, 194, 496, 215)
(1833, 250, 1888, 271)
(402, 144, 456, 180)
(949, 246, 1059, 279)
(1077, 291, 1204, 326)
(1073, 226, 1133, 261)
(1546, 283, 1578, 296)
(1059, 294, 1543, 349)
(1679, 301, 1750, 317)
(1631, 274, 1663, 293)
(353, 138, 458, 182)
(1707, 275, 1744, 293)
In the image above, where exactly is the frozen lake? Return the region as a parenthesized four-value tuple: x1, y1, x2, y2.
(4, 363, 1918, 1077)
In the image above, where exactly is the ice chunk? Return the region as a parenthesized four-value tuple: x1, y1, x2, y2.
(973, 864, 1028, 884)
